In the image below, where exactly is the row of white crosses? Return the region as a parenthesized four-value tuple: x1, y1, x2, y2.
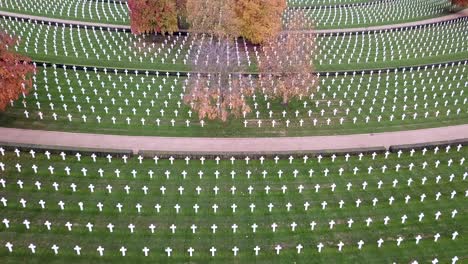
(0, 0, 451, 32)
(26, 63, 190, 122)
(2, 149, 464, 177)
(0, 0, 129, 24)
(3, 143, 463, 158)
(2, 15, 466, 71)
(3, 211, 461, 232)
(283, 0, 450, 29)
(243, 64, 466, 128)
(14, 60, 467, 130)
(287, 0, 375, 7)
(3, 192, 465, 218)
(309, 19, 468, 66)
(2, 241, 462, 261)
(0, 17, 196, 65)
(3, 185, 464, 213)
(3, 218, 462, 245)
(0, 17, 254, 68)
(1, 143, 463, 164)
(1, 146, 464, 181)
(2, 155, 464, 181)
(3, 170, 466, 196)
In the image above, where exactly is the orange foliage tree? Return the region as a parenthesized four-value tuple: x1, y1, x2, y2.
(0, 32, 35, 111)
(184, 0, 286, 44)
(184, 39, 253, 121)
(235, 0, 287, 44)
(259, 13, 318, 105)
(186, 0, 240, 39)
(128, 0, 179, 35)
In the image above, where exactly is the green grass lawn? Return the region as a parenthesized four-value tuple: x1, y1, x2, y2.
(286, 0, 452, 29)
(0, 0, 129, 25)
(288, 0, 381, 7)
(1, 17, 466, 73)
(0, 145, 466, 263)
(0, 0, 453, 30)
(0, 62, 466, 137)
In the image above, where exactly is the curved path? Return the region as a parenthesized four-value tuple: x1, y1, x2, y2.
(1, 8, 467, 34)
(0, 125, 466, 154)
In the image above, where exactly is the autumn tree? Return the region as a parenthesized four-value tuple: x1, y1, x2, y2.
(184, 38, 253, 121)
(450, 0, 468, 11)
(0, 33, 35, 111)
(185, 0, 286, 44)
(258, 13, 318, 105)
(186, 0, 240, 39)
(175, 0, 189, 29)
(235, 0, 287, 44)
(128, 0, 179, 35)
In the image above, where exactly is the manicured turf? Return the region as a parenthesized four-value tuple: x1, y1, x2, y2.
(288, 0, 381, 7)
(1, 17, 466, 72)
(0, 1, 466, 263)
(0, 146, 466, 263)
(0, 62, 466, 137)
(0, 0, 453, 30)
(285, 0, 452, 30)
(0, 0, 129, 25)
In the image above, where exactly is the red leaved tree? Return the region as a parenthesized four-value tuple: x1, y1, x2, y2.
(0, 32, 35, 111)
(128, 0, 179, 35)
(451, 0, 468, 6)
(451, 0, 468, 10)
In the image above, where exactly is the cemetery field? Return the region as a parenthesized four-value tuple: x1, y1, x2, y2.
(0, 0, 130, 25)
(2, 16, 466, 73)
(0, 0, 467, 263)
(285, 0, 452, 30)
(287, 0, 384, 7)
(0, 0, 453, 30)
(0, 0, 467, 262)
(0, 145, 466, 263)
(0, 62, 466, 137)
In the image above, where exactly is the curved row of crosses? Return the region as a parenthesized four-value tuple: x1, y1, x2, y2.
(2, 59, 465, 136)
(2, 16, 466, 72)
(0, 0, 453, 29)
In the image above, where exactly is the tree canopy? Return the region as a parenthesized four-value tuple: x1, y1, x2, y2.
(259, 12, 318, 105)
(184, 39, 253, 121)
(186, 0, 240, 39)
(185, 0, 286, 44)
(235, 0, 287, 44)
(128, 0, 287, 43)
(0, 32, 35, 111)
(128, 0, 179, 35)
(451, 0, 468, 6)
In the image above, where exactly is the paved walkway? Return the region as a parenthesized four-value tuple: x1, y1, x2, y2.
(0, 125, 466, 154)
(1, 8, 467, 34)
